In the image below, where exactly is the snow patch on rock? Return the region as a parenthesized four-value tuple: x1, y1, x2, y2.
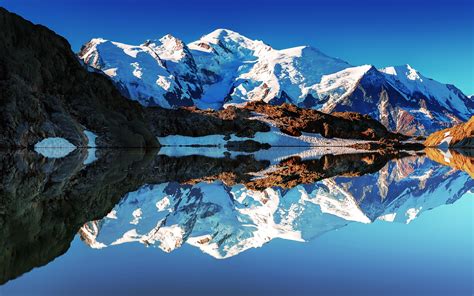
(83, 130, 98, 165)
(34, 137, 76, 158)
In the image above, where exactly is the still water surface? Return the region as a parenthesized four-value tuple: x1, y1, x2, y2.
(0, 148, 472, 295)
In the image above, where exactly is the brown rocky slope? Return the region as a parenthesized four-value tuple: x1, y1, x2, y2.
(425, 148, 474, 178)
(424, 116, 474, 148)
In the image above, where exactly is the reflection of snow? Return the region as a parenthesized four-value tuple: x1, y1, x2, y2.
(80, 181, 368, 258)
(439, 131, 452, 148)
(34, 137, 76, 158)
(84, 130, 98, 165)
(405, 207, 422, 224)
(378, 213, 397, 222)
(440, 150, 453, 163)
(84, 130, 97, 147)
(79, 154, 473, 258)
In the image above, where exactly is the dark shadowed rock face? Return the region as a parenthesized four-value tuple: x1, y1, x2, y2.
(0, 8, 158, 148)
(0, 149, 270, 284)
(244, 101, 409, 142)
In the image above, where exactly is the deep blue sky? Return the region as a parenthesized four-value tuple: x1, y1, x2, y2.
(2, 0, 473, 94)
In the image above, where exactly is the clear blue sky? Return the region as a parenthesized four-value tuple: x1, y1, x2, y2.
(2, 0, 473, 94)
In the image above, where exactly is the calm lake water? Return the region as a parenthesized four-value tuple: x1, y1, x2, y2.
(0, 148, 472, 296)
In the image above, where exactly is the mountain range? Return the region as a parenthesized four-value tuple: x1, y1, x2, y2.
(80, 29, 473, 135)
(1, 8, 418, 150)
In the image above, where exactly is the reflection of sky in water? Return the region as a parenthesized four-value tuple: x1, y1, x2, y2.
(3, 193, 472, 295)
(1, 149, 472, 295)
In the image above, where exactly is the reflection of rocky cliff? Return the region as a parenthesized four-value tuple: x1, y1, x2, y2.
(0, 150, 268, 284)
(80, 152, 473, 260)
(425, 148, 474, 178)
(245, 151, 409, 190)
(424, 116, 474, 148)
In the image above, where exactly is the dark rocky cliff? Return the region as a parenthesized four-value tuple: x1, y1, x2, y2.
(0, 8, 158, 148)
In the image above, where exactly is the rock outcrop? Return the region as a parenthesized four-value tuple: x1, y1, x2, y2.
(424, 116, 474, 148)
(0, 8, 158, 148)
(244, 101, 409, 141)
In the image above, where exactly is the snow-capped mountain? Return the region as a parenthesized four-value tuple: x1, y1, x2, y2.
(79, 29, 473, 135)
(79, 155, 473, 259)
(79, 35, 202, 107)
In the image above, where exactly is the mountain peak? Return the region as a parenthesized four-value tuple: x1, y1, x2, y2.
(142, 34, 185, 49)
(204, 28, 248, 40)
(197, 28, 258, 49)
(159, 34, 185, 49)
(159, 33, 180, 42)
(381, 64, 422, 81)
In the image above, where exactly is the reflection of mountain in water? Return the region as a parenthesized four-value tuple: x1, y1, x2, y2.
(0, 148, 471, 284)
(80, 151, 473, 259)
(0, 150, 267, 284)
(425, 148, 474, 178)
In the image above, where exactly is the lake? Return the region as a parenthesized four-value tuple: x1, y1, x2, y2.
(0, 147, 472, 295)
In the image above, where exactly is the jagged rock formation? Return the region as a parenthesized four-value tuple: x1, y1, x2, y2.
(244, 102, 408, 141)
(145, 106, 270, 138)
(424, 116, 474, 148)
(0, 8, 157, 148)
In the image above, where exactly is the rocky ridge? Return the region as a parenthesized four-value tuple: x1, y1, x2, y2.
(424, 116, 474, 148)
